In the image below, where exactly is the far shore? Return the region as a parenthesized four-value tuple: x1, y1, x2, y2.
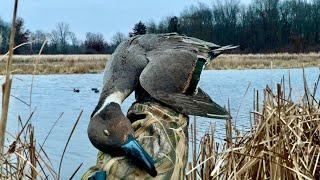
(0, 53, 319, 74)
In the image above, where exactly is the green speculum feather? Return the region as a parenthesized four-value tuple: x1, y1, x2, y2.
(185, 58, 206, 95)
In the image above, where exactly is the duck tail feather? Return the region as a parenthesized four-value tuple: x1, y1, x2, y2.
(209, 45, 239, 59)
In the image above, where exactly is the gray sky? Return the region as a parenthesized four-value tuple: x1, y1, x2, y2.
(0, 0, 249, 41)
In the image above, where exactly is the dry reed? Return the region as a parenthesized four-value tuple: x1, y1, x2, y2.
(0, 112, 57, 179)
(1, 1, 83, 179)
(0, 110, 84, 179)
(0, 0, 19, 167)
(187, 73, 320, 179)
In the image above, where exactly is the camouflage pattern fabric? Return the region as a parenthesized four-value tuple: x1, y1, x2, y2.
(82, 102, 189, 180)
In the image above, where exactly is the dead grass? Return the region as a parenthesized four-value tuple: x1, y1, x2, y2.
(1, 112, 57, 179)
(1, 53, 320, 74)
(187, 73, 320, 179)
(209, 53, 320, 70)
(0, 55, 109, 74)
(0, 110, 84, 179)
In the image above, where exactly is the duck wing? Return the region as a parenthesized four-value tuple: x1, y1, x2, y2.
(141, 49, 197, 94)
(151, 89, 229, 119)
(139, 49, 228, 119)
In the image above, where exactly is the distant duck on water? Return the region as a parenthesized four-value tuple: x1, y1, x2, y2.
(91, 88, 100, 93)
(73, 88, 80, 93)
(87, 33, 237, 177)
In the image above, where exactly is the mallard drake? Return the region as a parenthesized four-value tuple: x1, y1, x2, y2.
(87, 33, 237, 177)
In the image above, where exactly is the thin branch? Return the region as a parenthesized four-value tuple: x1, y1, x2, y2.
(58, 110, 83, 179)
(69, 163, 83, 180)
(10, 95, 30, 107)
(29, 40, 47, 109)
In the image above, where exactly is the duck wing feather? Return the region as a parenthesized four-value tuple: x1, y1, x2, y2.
(150, 88, 229, 119)
(139, 49, 228, 118)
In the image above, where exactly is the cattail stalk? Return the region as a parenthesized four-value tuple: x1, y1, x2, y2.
(0, 0, 19, 167)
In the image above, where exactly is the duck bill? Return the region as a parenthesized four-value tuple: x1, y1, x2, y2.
(121, 135, 157, 177)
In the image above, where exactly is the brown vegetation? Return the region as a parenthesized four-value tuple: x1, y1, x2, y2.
(209, 53, 320, 70)
(0, 110, 84, 179)
(187, 75, 320, 179)
(0, 55, 109, 74)
(1, 3, 84, 178)
(1, 53, 320, 75)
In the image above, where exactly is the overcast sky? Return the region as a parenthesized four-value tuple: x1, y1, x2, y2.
(0, 0, 250, 41)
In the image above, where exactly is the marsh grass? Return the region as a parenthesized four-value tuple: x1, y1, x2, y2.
(0, 55, 109, 74)
(1, 53, 320, 75)
(0, 110, 83, 179)
(209, 53, 320, 70)
(187, 73, 320, 179)
(0, 0, 19, 167)
(0, 112, 56, 179)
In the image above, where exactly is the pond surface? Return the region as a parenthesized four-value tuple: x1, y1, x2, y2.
(1, 67, 319, 178)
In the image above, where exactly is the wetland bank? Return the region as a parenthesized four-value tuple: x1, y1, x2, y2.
(1, 53, 320, 74)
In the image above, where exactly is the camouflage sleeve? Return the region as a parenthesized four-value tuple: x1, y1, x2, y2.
(82, 102, 189, 180)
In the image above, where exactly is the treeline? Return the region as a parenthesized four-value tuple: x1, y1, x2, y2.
(1, 0, 320, 54)
(147, 0, 320, 53)
(0, 17, 148, 55)
(0, 19, 128, 54)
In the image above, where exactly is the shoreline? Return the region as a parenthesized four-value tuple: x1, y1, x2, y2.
(0, 53, 319, 74)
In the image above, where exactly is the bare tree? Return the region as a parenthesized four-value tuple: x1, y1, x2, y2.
(157, 17, 170, 33)
(84, 32, 106, 53)
(212, 0, 240, 44)
(311, 0, 320, 43)
(29, 30, 46, 53)
(50, 22, 72, 53)
(146, 21, 157, 34)
(30, 30, 46, 44)
(111, 32, 127, 47)
(0, 18, 12, 53)
(180, 3, 214, 41)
